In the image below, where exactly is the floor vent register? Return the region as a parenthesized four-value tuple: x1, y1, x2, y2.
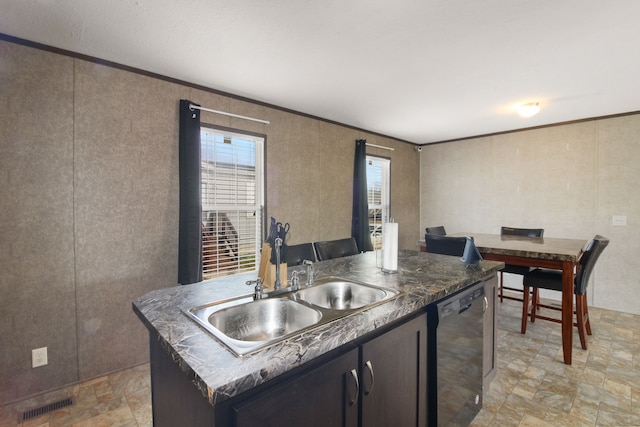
(21, 397, 74, 421)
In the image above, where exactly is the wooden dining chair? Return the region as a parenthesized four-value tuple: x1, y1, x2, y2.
(521, 235, 609, 350)
(499, 226, 544, 302)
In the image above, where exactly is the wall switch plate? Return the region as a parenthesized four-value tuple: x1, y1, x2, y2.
(612, 215, 627, 226)
(32, 347, 48, 368)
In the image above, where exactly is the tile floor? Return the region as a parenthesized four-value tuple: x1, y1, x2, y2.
(0, 364, 151, 427)
(1, 297, 639, 426)
(473, 296, 640, 426)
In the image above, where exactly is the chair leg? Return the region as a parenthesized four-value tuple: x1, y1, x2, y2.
(575, 294, 588, 350)
(584, 296, 592, 336)
(521, 285, 530, 334)
(530, 287, 537, 323)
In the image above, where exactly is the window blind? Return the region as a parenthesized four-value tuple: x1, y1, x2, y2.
(366, 156, 390, 250)
(201, 128, 263, 279)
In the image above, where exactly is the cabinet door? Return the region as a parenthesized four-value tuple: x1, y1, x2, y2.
(483, 275, 498, 390)
(149, 336, 215, 427)
(360, 313, 428, 427)
(232, 348, 359, 427)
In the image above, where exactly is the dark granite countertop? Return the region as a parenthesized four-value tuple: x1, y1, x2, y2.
(132, 250, 503, 406)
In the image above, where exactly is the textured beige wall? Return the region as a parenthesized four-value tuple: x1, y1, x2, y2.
(73, 61, 183, 380)
(420, 116, 640, 315)
(0, 39, 419, 404)
(1, 39, 78, 403)
(594, 115, 640, 312)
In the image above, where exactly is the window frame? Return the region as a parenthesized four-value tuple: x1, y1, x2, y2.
(200, 124, 266, 280)
(366, 155, 391, 250)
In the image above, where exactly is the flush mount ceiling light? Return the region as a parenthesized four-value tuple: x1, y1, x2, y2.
(518, 102, 540, 118)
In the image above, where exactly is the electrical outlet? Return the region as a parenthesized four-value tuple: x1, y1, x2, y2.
(612, 215, 627, 226)
(32, 347, 48, 368)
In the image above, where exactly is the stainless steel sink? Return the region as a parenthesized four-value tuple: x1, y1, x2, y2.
(209, 298, 322, 341)
(185, 296, 322, 357)
(184, 277, 400, 357)
(295, 278, 391, 310)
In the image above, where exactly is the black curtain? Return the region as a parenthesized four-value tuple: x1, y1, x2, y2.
(178, 100, 203, 284)
(352, 139, 374, 252)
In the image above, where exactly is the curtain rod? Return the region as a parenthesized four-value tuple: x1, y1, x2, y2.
(366, 143, 394, 151)
(189, 103, 270, 125)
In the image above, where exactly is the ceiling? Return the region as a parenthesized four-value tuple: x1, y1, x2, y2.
(2, 0, 640, 144)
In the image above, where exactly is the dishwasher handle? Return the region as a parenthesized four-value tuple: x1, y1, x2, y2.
(458, 303, 472, 314)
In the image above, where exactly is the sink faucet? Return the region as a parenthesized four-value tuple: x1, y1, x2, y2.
(273, 237, 283, 290)
(246, 278, 266, 300)
(290, 271, 300, 291)
(303, 259, 314, 287)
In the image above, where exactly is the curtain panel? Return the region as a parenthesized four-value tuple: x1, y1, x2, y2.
(352, 139, 374, 252)
(178, 100, 203, 284)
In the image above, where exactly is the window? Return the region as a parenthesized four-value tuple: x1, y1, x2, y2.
(366, 156, 390, 250)
(200, 127, 264, 279)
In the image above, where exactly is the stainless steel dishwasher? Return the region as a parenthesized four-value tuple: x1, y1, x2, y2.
(427, 281, 486, 426)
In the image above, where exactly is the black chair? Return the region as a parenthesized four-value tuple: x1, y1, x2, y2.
(425, 226, 446, 236)
(313, 238, 359, 261)
(499, 227, 544, 302)
(285, 243, 317, 267)
(425, 234, 468, 257)
(521, 235, 609, 350)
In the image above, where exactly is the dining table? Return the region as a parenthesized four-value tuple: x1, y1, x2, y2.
(421, 232, 588, 365)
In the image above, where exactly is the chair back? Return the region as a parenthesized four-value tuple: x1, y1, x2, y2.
(285, 243, 317, 266)
(575, 235, 609, 295)
(501, 226, 544, 238)
(313, 238, 359, 261)
(425, 234, 468, 257)
(425, 226, 446, 236)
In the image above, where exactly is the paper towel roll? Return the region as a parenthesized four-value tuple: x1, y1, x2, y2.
(382, 222, 398, 273)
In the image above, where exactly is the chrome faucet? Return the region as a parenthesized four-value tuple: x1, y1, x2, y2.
(289, 271, 300, 291)
(273, 237, 283, 290)
(303, 259, 314, 287)
(246, 278, 266, 300)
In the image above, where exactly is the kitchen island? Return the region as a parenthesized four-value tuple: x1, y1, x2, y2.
(133, 250, 503, 426)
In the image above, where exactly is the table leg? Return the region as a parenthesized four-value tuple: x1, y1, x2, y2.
(561, 260, 573, 365)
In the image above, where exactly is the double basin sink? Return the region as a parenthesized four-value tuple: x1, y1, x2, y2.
(184, 276, 401, 357)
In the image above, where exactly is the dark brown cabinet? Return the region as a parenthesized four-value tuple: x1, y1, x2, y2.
(225, 312, 428, 427)
(360, 313, 428, 427)
(231, 348, 359, 427)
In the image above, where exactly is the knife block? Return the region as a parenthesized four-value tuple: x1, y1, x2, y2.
(264, 263, 287, 291)
(258, 243, 287, 290)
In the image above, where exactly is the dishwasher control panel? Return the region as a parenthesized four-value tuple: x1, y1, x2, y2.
(437, 282, 484, 320)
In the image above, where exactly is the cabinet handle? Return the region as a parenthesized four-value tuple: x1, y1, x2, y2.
(349, 369, 359, 406)
(364, 360, 375, 395)
(483, 296, 488, 314)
